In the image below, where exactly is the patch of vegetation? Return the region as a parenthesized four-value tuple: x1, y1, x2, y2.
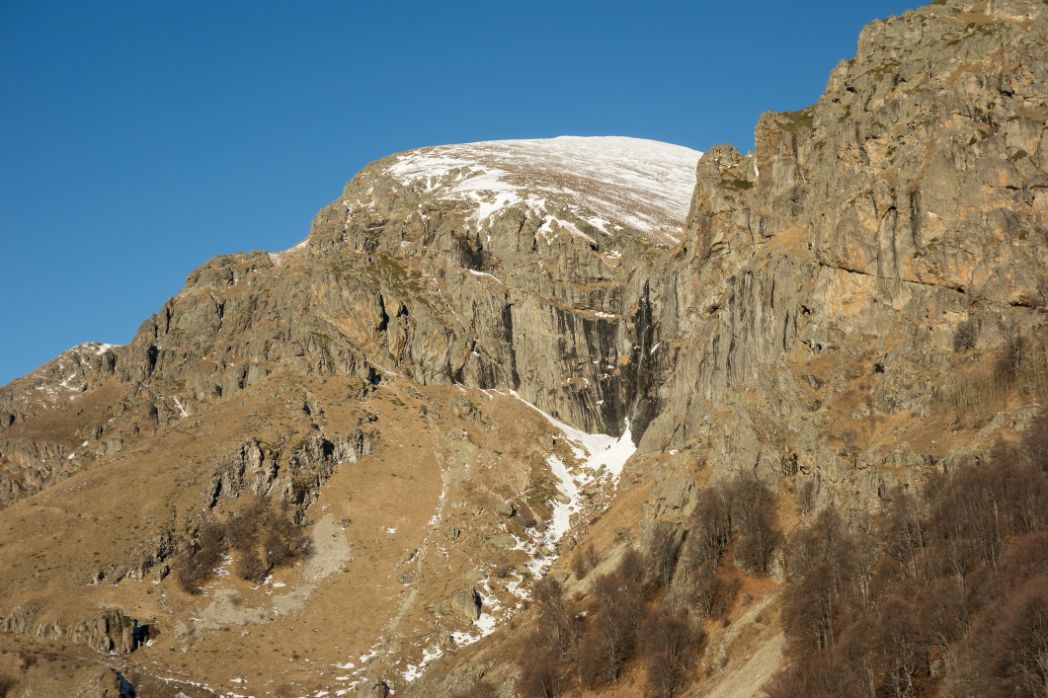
(683, 473, 779, 575)
(177, 522, 226, 595)
(953, 317, 979, 351)
(720, 175, 755, 191)
(177, 497, 311, 594)
(570, 542, 599, 580)
(941, 329, 1048, 424)
(227, 497, 312, 583)
(778, 108, 815, 133)
(767, 410, 1048, 698)
(515, 474, 780, 697)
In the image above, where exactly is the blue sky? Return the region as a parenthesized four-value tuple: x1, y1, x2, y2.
(0, 0, 922, 385)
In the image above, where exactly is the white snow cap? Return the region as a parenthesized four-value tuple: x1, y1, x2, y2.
(387, 136, 702, 243)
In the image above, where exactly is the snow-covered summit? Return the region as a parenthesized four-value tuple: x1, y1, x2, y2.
(387, 136, 702, 243)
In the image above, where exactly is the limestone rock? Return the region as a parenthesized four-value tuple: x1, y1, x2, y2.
(451, 587, 481, 622)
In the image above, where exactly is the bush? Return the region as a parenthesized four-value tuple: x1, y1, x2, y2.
(690, 561, 739, 619)
(571, 543, 598, 580)
(589, 569, 641, 681)
(576, 549, 647, 688)
(226, 497, 311, 583)
(681, 474, 780, 583)
(517, 636, 565, 698)
(727, 475, 779, 573)
(177, 497, 311, 592)
(977, 578, 1048, 698)
(639, 605, 703, 698)
(177, 522, 226, 594)
(576, 622, 615, 690)
(687, 487, 732, 565)
(994, 331, 1025, 385)
(953, 318, 979, 352)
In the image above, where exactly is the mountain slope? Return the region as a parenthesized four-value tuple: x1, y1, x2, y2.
(1, 1, 1047, 697)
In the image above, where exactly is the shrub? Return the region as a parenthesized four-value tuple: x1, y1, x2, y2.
(177, 522, 226, 594)
(517, 636, 565, 698)
(727, 475, 779, 573)
(571, 543, 598, 580)
(976, 578, 1048, 698)
(639, 605, 703, 698)
(994, 331, 1025, 385)
(576, 622, 614, 690)
(177, 497, 311, 591)
(687, 487, 731, 565)
(533, 577, 577, 655)
(735, 505, 779, 574)
(590, 571, 640, 681)
(690, 561, 739, 619)
(228, 497, 311, 583)
(953, 318, 979, 352)
(575, 549, 647, 687)
(684, 474, 780, 575)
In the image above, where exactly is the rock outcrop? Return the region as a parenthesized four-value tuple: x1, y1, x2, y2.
(639, 0, 1048, 513)
(1, 606, 148, 655)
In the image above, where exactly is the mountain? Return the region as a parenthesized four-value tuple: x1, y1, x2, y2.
(1, 1, 1046, 696)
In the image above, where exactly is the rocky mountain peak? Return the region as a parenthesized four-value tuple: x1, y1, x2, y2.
(1, 2, 1047, 696)
(380, 136, 702, 244)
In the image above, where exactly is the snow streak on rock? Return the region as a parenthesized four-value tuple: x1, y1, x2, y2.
(508, 390, 636, 576)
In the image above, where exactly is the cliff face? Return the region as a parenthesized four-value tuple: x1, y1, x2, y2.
(1, 136, 700, 509)
(640, 0, 1048, 510)
(0, 1, 1046, 695)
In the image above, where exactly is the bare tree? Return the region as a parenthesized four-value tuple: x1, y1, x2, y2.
(639, 605, 702, 698)
(534, 577, 577, 655)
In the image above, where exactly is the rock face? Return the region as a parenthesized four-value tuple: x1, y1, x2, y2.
(0, 136, 703, 510)
(0, 1, 1047, 695)
(1, 606, 148, 655)
(638, 0, 1048, 511)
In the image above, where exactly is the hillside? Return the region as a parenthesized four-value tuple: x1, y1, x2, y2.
(1, 1, 1047, 697)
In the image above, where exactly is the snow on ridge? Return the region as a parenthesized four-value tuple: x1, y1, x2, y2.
(387, 136, 702, 241)
(65, 341, 119, 357)
(269, 237, 309, 265)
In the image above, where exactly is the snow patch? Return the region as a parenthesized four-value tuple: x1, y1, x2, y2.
(467, 269, 503, 284)
(504, 390, 636, 577)
(269, 237, 309, 265)
(387, 136, 701, 241)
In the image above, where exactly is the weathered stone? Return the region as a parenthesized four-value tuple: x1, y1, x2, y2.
(450, 587, 481, 622)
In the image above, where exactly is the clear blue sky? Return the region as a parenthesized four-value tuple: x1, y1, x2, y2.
(0, 0, 923, 385)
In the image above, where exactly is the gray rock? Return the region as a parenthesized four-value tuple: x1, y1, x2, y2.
(450, 587, 481, 622)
